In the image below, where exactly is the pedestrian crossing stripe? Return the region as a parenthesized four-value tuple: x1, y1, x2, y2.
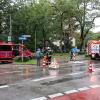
(90, 85, 100, 88)
(31, 84, 100, 100)
(48, 93, 64, 98)
(64, 90, 78, 94)
(78, 87, 90, 91)
(31, 97, 47, 100)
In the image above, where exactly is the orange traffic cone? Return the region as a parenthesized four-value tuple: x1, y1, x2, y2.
(87, 61, 94, 73)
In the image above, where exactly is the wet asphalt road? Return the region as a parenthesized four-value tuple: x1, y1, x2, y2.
(0, 60, 99, 100)
(0, 60, 87, 85)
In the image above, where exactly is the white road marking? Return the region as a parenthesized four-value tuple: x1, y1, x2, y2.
(0, 71, 22, 75)
(90, 84, 100, 88)
(72, 61, 84, 64)
(64, 90, 78, 94)
(31, 97, 47, 100)
(31, 72, 84, 82)
(32, 76, 57, 82)
(0, 85, 9, 89)
(68, 72, 83, 76)
(94, 68, 100, 71)
(78, 87, 90, 91)
(48, 93, 63, 98)
(32, 72, 84, 82)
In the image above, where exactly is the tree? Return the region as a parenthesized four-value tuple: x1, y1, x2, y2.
(85, 31, 100, 45)
(2, 0, 100, 52)
(11, 0, 53, 51)
(0, 0, 11, 34)
(72, 0, 100, 51)
(50, 0, 77, 52)
(32, 0, 53, 48)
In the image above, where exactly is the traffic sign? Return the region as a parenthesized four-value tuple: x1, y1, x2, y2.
(22, 35, 31, 38)
(19, 37, 27, 40)
(8, 36, 11, 42)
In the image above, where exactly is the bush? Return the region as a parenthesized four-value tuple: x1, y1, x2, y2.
(13, 56, 30, 62)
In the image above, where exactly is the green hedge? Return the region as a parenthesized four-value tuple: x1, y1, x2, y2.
(78, 51, 85, 55)
(13, 56, 30, 62)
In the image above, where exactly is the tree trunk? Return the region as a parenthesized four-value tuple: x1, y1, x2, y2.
(80, 39, 84, 51)
(80, 26, 84, 51)
(59, 39, 63, 52)
(42, 27, 46, 48)
(60, 13, 64, 52)
(34, 25, 37, 52)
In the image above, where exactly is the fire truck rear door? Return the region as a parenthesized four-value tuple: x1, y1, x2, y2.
(91, 43, 99, 54)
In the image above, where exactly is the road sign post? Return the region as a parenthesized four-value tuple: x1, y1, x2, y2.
(22, 40, 24, 62)
(19, 37, 27, 62)
(8, 36, 11, 42)
(22, 35, 31, 38)
(19, 37, 27, 41)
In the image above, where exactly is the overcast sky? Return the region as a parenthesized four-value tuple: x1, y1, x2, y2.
(92, 18, 100, 33)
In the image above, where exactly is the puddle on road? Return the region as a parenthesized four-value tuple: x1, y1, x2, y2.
(49, 69, 59, 76)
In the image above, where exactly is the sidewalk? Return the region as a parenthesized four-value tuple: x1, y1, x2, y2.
(12, 55, 89, 67)
(55, 55, 87, 63)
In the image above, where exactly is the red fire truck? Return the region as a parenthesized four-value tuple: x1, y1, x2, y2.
(0, 42, 13, 63)
(87, 40, 100, 59)
(0, 42, 32, 63)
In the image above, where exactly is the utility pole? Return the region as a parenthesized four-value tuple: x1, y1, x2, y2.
(8, 14, 12, 42)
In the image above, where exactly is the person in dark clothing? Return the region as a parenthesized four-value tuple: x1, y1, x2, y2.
(36, 48, 42, 66)
(46, 47, 53, 65)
